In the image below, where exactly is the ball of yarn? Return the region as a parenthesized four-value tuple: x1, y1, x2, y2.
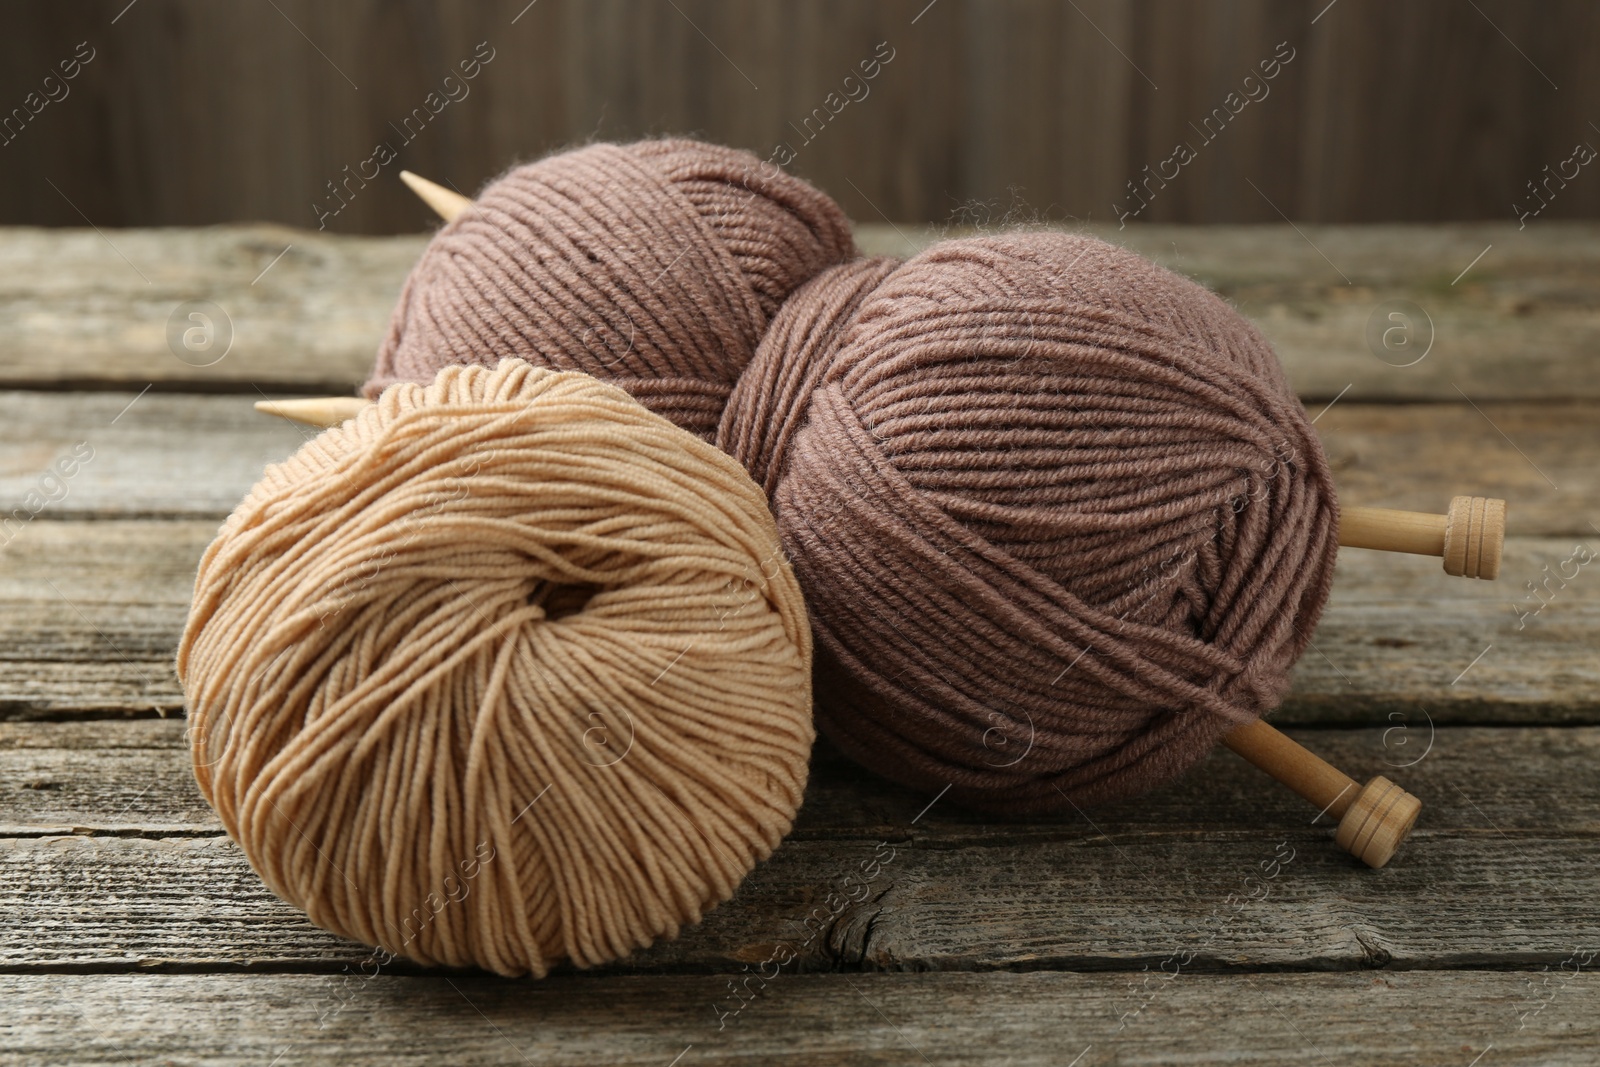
(367, 140, 855, 440)
(718, 233, 1338, 813)
(178, 359, 813, 977)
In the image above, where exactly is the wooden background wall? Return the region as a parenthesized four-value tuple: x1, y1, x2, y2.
(3, 0, 1597, 233)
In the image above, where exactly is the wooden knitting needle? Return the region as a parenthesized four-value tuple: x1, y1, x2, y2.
(254, 397, 370, 426)
(400, 170, 472, 222)
(1223, 719, 1420, 868)
(1341, 497, 1504, 580)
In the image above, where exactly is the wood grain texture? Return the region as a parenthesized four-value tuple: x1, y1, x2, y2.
(958, 0, 1130, 226)
(5, 1, 1598, 231)
(6, 970, 1592, 1067)
(1288, 532, 1600, 724)
(0, 393, 308, 520)
(1123, 0, 1312, 224)
(1, 726, 1595, 975)
(4, 223, 1596, 400)
(4, 719, 1598, 840)
(865, 221, 1600, 402)
(1315, 402, 1598, 530)
(1296, 0, 1600, 223)
(3, 805, 1596, 976)
(0, 221, 1592, 1060)
(0, 226, 418, 393)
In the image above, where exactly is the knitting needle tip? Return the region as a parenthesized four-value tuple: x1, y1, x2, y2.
(399, 170, 472, 223)
(254, 397, 372, 428)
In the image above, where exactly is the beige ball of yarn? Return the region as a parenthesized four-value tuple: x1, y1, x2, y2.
(177, 359, 813, 977)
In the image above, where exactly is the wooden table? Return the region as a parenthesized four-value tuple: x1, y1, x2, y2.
(2, 222, 1596, 1064)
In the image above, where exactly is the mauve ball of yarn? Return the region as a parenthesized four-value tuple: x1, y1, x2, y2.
(367, 140, 855, 440)
(178, 359, 813, 977)
(718, 232, 1338, 814)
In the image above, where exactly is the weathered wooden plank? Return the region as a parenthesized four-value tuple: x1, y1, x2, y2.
(2, 829, 1594, 975)
(3, 518, 1595, 723)
(1289, 531, 1600, 725)
(2, 390, 1594, 528)
(0, 663, 182, 719)
(1, 721, 214, 834)
(0, 519, 199, 718)
(0, 393, 314, 522)
(4, 721, 1597, 842)
(1315, 401, 1600, 534)
(1122, 1, 1308, 226)
(0, 226, 417, 393)
(2, 727, 1596, 974)
(3, 224, 1597, 400)
(3, 969, 1596, 1067)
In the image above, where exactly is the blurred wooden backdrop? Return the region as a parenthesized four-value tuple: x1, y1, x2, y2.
(2, 0, 1596, 232)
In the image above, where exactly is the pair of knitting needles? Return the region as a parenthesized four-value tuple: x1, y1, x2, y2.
(256, 171, 1510, 867)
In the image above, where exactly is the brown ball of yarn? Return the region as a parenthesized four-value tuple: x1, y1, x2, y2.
(178, 359, 813, 977)
(367, 140, 855, 440)
(717, 233, 1338, 814)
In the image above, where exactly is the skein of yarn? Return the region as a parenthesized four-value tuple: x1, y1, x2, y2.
(368, 139, 855, 441)
(719, 234, 1339, 813)
(179, 359, 813, 976)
